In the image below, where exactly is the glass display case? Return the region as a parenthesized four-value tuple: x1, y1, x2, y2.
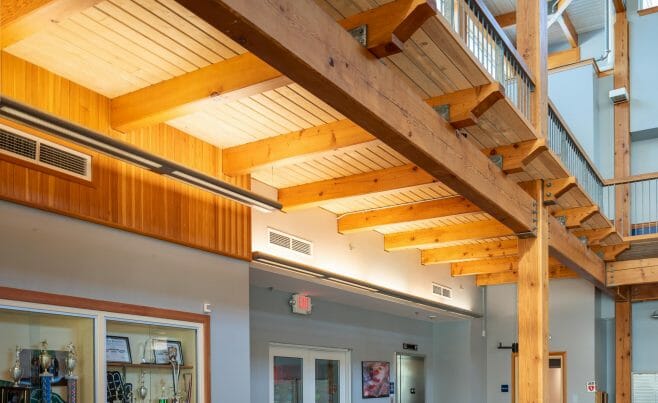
(0, 293, 206, 403)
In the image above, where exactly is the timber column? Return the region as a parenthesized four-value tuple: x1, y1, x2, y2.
(518, 180, 549, 403)
(616, 287, 632, 403)
(614, 10, 631, 236)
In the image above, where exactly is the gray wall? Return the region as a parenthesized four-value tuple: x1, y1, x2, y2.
(632, 300, 658, 373)
(485, 279, 599, 403)
(0, 200, 251, 402)
(249, 285, 437, 403)
(628, 3, 658, 133)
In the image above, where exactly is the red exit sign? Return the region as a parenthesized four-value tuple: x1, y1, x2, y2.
(290, 294, 313, 315)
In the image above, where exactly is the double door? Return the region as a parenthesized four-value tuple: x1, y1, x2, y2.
(270, 345, 350, 403)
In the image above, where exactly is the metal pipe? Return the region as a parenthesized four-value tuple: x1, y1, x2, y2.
(596, 0, 612, 63)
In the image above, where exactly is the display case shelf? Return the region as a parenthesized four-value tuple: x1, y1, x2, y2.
(107, 363, 193, 370)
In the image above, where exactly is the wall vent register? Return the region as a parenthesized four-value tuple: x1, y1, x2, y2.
(0, 123, 91, 180)
(432, 283, 453, 299)
(267, 228, 313, 256)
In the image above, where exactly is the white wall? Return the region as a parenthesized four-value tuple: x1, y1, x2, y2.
(0, 200, 251, 402)
(250, 285, 437, 403)
(632, 300, 658, 373)
(485, 279, 599, 403)
(251, 180, 482, 314)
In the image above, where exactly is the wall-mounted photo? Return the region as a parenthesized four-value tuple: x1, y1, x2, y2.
(361, 361, 390, 398)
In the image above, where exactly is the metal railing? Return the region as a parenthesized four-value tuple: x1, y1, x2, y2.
(547, 104, 612, 218)
(436, 0, 534, 120)
(630, 178, 658, 235)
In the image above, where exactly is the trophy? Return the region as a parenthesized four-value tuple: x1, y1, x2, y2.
(39, 340, 52, 376)
(10, 345, 22, 386)
(65, 342, 77, 377)
(137, 371, 148, 401)
(168, 346, 182, 403)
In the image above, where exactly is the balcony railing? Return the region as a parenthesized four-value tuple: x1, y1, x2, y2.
(605, 174, 658, 236)
(436, 0, 534, 120)
(547, 103, 613, 219)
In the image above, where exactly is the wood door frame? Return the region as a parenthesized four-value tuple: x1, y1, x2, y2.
(0, 285, 211, 402)
(512, 351, 567, 403)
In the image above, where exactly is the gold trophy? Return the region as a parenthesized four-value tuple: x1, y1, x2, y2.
(39, 340, 51, 376)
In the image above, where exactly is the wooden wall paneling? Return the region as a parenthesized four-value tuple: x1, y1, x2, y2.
(0, 51, 251, 261)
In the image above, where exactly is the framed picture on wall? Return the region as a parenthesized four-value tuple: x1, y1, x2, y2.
(152, 339, 184, 365)
(106, 335, 132, 364)
(361, 361, 390, 398)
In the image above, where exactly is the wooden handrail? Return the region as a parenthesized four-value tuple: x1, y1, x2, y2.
(606, 171, 658, 185)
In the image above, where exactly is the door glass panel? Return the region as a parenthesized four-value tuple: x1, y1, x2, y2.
(274, 356, 303, 403)
(315, 359, 340, 403)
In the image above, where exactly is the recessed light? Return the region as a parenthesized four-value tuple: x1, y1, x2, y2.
(428, 315, 437, 319)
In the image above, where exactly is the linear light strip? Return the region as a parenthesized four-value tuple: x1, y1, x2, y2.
(0, 98, 282, 212)
(251, 252, 482, 319)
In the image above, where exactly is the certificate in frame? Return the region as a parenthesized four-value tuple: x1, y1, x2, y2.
(105, 336, 132, 364)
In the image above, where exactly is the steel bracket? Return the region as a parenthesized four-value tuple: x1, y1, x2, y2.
(348, 25, 368, 47)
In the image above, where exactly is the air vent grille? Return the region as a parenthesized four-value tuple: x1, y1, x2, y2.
(0, 124, 91, 180)
(267, 228, 313, 257)
(39, 143, 89, 177)
(432, 283, 453, 299)
(0, 128, 37, 159)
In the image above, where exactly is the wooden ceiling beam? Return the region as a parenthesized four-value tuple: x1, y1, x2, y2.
(548, 215, 607, 290)
(572, 227, 616, 246)
(542, 177, 577, 205)
(591, 243, 631, 262)
(1, 0, 103, 48)
(425, 83, 504, 129)
(476, 264, 578, 286)
(482, 139, 547, 174)
(337, 196, 480, 234)
(279, 164, 434, 211)
(553, 205, 599, 229)
(613, 0, 626, 12)
(111, 52, 287, 131)
(631, 283, 658, 302)
(547, 0, 575, 27)
(384, 219, 513, 251)
(338, 0, 438, 58)
(422, 239, 518, 264)
(495, 11, 516, 28)
(452, 256, 518, 276)
(548, 47, 581, 70)
(557, 13, 579, 48)
(222, 120, 376, 175)
(176, 0, 536, 234)
(607, 258, 658, 287)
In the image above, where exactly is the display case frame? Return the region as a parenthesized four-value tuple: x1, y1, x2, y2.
(0, 286, 210, 403)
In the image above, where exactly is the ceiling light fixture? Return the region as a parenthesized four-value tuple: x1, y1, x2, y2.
(251, 252, 481, 319)
(0, 98, 282, 213)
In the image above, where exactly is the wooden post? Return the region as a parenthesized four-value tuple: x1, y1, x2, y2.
(517, 180, 549, 403)
(516, 0, 548, 137)
(615, 287, 632, 403)
(614, 11, 631, 236)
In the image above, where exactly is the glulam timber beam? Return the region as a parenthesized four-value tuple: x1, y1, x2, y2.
(421, 239, 518, 264)
(591, 243, 630, 262)
(547, 0, 575, 27)
(572, 227, 616, 246)
(495, 11, 516, 28)
(542, 177, 577, 205)
(279, 164, 434, 211)
(222, 120, 375, 175)
(553, 205, 598, 229)
(337, 196, 480, 234)
(111, 53, 288, 131)
(557, 13, 578, 48)
(483, 139, 547, 174)
(425, 83, 504, 128)
(615, 286, 632, 403)
(548, 215, 607, 290)
(476, 264, 577, 286)
(631, 283, 658, 302)
(1, 0, 103, 48)
(384, 219, 513, 251)
(607, 258, 658, 287)
(175, 0, 536, 234)
(338, 0, 438, 58)
(451, 256, 518, 276)
(548, 47, 581, 70)
(614, 11, 630, 236)
(613, 0, 626, 12)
